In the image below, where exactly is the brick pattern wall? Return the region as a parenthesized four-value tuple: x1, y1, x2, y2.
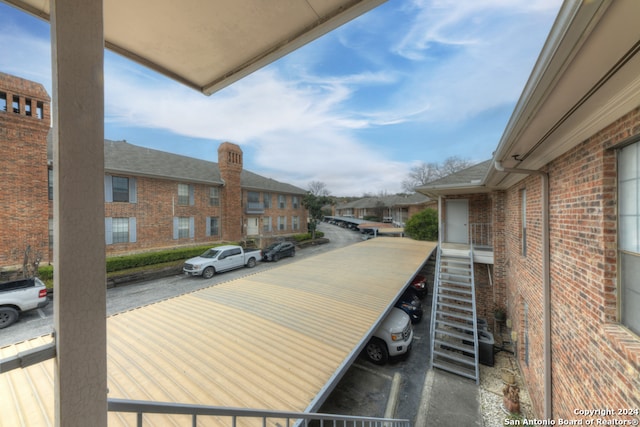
(0, 73, 50, 270)
(104, 177, 224, 254)
(503, 107, 640, 419)
(218, 142, 243, 241)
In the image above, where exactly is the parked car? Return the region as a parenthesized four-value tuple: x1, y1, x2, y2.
(183, 245, 261, 279)
(410, 274, 428, 298)
(262, 241, 295, 262)
(394, 288, 423, 323)
(0, 277, 49, 329)
(363, 308, 413, 365)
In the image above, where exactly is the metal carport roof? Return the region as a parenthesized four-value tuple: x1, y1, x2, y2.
(0, 237, 436, 426)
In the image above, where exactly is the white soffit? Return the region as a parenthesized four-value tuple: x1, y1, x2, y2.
(5, 0, 386, 94)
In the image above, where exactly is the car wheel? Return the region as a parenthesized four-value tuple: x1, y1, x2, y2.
(0, 307, 19, 329)
(365, 338, 389, 365)
(290, 249, 295, 257)
(202, 267, 215, 279)
(247, 258, 256, 268)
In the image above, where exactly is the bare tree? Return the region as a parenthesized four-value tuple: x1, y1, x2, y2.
(438, 156, 474, 177)
(402, 156, 474, 192)
(401, 161, 440, 192)
(308, 181, 330, 197)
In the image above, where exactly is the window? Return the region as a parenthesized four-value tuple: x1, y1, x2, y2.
(112, 176, 130, 202)
(292, 196, 299, 209)
(105, 175, 136, 203)
(292, 216, 299, 231)
(263, 193, 272, 209)
(105, 217, 136, 244)
(248, 191, 260, 204)
(36, 101, 43, 119)
(618, 142, 640, 335)
(263, 217, 272, 232)
(12, 95, 19, 113)
(209, 187, 220, 206)
(173, 217, 194, 239)
(48, 169, 54, 200)
(278, 216, 286, 231)
(207, 217, 219, 236)
(25, 98, 32, 116)
(178, 217, 190, 238)
(0, 92, 6, 112)
(178, 184, 191, 205)
(112, 218, 130, 243)
(521, 189, 527, 257)
(278, 195, 286, 209)
(49, 219, 53, 250)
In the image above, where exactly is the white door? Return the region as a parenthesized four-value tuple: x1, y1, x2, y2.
(445, 199, 469, 244)
(247, 217, 259, 236)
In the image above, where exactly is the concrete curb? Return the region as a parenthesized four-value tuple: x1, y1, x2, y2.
(414, 368, 435, 426)
(384, 372, 402, 419)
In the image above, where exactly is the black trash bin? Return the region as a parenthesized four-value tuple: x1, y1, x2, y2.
(478, 330, 495, 366)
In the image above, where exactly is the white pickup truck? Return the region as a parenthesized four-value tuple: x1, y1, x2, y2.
(364, 307, 413, 365)
(0, 277, 49, 328)
(183, 245, 262, 279)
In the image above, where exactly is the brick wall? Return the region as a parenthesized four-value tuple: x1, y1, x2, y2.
(0, 73, 50, 271)
(218, 142, 243, 241)
(503, 107, 640, 419)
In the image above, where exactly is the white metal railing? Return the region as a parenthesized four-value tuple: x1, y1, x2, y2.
(469, 223, 492, 248)
(107, 399, 411, 427)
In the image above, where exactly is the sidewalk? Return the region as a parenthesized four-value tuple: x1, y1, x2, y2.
(415, 368, 483, 427)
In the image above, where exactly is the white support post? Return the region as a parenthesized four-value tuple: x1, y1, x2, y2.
(50, 0, 107, 425)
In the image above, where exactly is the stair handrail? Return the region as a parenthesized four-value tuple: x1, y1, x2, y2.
(469, 244, 480, 384)
(428, 246, 442, 370)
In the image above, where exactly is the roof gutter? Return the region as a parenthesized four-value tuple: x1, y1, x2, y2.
(494, 161, 552, 419)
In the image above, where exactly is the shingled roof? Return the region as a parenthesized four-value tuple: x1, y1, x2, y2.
(48, 136, 306, 194)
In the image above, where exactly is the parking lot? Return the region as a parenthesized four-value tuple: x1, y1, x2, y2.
(0, 222, 431, 423)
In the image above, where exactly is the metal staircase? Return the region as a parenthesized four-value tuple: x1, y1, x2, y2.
(429, 246, 479, 383)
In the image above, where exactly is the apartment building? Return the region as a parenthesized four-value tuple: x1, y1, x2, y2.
(0, 71, 307, 272)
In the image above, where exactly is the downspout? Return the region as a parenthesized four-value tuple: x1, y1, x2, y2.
(494, 161, 551, 419)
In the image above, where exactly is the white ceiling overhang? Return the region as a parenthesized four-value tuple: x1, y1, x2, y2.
(5, 0, 385, 95)
(485, 0, 640, 189)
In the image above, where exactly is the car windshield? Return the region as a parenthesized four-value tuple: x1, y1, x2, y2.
(200, 249, 220, 258)
(266, 243, 280, 251)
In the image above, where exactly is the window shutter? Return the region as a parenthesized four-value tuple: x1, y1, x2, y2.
(173, 217, 179, 240)
(129, 177, 137, 203)
(206, 216, 211, 236)
(105, 218, 113, 244)
(129, 217, 137, 243)
(189, 217, 195, 238)
(189, 185, 195, 206)
(104, 175, 113, 202)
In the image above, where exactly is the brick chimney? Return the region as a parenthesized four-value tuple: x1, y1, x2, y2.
(0, 72, 51, 270)
(217, 142, 243, 241)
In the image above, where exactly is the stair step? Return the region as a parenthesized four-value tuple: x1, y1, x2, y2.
(432, 359, 478, 381)
(439, 285, 473, 296)
(435, 338, 475, 354)
(436, 294, 473, 305)
(439, 273, 471, 282)
(434, 317, 475, 332)
(433, 347, 476, 367)
(439, 264, 471, 273)
(435, 310, 474, 322)
(435, 326, 475, 342)
(439, 278, 472, 287)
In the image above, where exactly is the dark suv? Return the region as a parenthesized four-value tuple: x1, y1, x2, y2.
(262, 241, 296, 262)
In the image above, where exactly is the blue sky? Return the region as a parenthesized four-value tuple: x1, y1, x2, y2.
(0, 0, 562, 196)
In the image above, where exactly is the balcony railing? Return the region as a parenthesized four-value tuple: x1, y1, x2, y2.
(108, 398, 411, 427)
(470, 223, 492, 249)
(246, 201, 265, 214)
